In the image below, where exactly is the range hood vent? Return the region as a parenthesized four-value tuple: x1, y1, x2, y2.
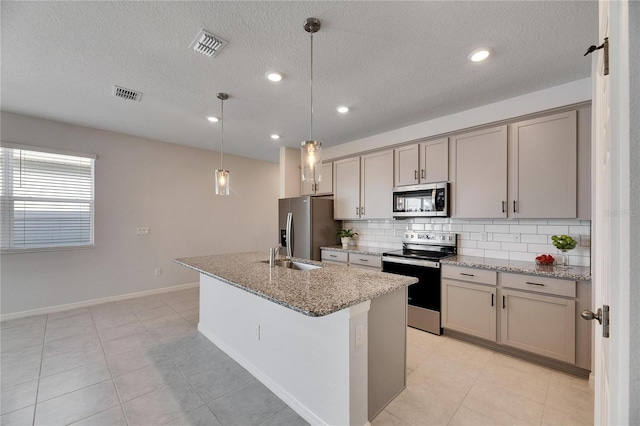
(112, 86, 142, 102)
(190, 29, 227, 57)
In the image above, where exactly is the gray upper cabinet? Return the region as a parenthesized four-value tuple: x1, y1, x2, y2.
(508, 111, 577, 218)
(452, 126, 508, 218)
(334, 151, 393, 220)
(451, 109, 581, 219)
(301, 162, 333, 196)
(394, 138, 448, 187)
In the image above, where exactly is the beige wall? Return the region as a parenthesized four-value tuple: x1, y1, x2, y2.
(0, 112, 279, 315)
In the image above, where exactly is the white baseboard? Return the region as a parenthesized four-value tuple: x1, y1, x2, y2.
(0, 282, 199, 322)
(198, 323, 329, 426)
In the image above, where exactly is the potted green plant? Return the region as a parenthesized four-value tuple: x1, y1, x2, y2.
(337, 229, 358, 248)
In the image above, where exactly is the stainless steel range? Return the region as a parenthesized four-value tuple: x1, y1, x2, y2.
(382, 231, 457, 335)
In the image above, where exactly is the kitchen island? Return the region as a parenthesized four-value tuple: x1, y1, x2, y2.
(176, 252, 417, 426)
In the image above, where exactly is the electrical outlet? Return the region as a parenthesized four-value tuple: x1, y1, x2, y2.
(513, 233, 521, 242)
(136, 227, 150, 236)
(154, 268, 162, 276)
(255, 324, 261, 341)
(480, 232, 487, 241)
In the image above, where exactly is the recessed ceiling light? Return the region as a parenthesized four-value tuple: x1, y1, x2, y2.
(271, 134, 280, 140)
(469, 48, 491, 62)
(266, 72, 283, 82)
(337, 106, 349, 113)
(207, 116, 219, 123)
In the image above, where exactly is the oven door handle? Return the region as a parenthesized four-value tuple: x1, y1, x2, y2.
(382, 257, 440, 269)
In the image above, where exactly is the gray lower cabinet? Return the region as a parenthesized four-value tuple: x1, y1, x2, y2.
(442, 279, 497, 341)
(321, 249, 381, 270)
(442, 264, 590, 370)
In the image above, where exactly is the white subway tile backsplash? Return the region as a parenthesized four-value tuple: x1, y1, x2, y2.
(493, 233, 516, 242)
(520, 234, 548, 244)
(501, 242, 528, 252)
(527, 243, 556, 253)
(569, 225, 591, 235)
(509, 252, 534, 262)
(538, 225, 570, 235)
(463, 224, 485, 232)
(459, 248, 485, 257)
(477, 241, 501, 250)
(484, 250, 510, 260)
(339, 218, 590, 267)
(485, 225, 510, 233)
(460, 240, 478, 248)
(509, 225, 538, 234)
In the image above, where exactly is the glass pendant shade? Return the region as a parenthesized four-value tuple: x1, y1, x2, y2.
(301, 140, 322, 182)
(214, 92, 230, 196)
(215, 169, 230, 195)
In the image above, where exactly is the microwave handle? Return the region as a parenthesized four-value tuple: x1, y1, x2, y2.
(432, 189, 436, 212)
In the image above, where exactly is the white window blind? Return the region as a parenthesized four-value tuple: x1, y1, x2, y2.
(0, 146, 95, 252)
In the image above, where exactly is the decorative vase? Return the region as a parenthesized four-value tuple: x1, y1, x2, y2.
(556, 249, 570, 270)
(341, 237, 351, 248)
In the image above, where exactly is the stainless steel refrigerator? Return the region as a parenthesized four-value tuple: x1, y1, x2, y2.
(278, 197, 339, 261)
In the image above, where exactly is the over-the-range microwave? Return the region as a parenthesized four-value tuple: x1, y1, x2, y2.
(392, 182, 449, 218)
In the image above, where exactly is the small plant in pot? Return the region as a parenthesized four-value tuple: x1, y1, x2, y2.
(337, 229, 358, 248)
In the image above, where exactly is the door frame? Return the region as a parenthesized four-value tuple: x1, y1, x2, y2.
(592, 0, 631, 424)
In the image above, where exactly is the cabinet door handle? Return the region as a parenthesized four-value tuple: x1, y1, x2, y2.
(356, 207, 359, 215)
(513, 200, 517, 213)
(329, 254, 337, 258)
(491, 294, 494, 307)
(414, 170, 418, 180)
(502, 201, 505, 213)
(525, 281, 545, 286)
(359, 258, 368, 262)
(460, 273, 475, 277)
(421, 169, 425, 179)
(361, 207, 365, 216)
(502, 295, 506, 309)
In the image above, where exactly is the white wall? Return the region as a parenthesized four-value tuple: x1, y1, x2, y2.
(0, 112, 279, 315)
(628, 1, 639, 422)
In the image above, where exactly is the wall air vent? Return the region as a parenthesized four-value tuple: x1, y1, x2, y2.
(112, 86, 142, 102)
(190, 29, 227, 57)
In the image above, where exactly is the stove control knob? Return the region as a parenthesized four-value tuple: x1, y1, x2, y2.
(410, 234, 414, 239)
(448, 236, 453, 240)
(441, 236, 445, 240)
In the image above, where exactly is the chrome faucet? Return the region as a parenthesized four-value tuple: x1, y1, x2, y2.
(269, 243, 281, 267)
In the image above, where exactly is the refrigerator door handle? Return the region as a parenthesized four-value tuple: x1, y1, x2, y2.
(286, 212, 293, 259)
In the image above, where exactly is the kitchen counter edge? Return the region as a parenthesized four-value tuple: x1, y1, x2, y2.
(175, 252, 416, 317)
(441, 255, 591, 281)
(320, 245, 389, 256)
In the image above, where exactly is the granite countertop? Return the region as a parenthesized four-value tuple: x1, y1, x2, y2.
(175, 252, 417, 317)
(320, 245, 389, 256)
(441, 255, 591, 281)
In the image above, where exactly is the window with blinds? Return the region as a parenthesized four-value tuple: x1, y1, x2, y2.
(0, 146, 95, 252)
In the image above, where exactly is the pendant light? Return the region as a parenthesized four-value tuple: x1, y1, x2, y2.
(301, 17, 322, 183)
(215, 92, 230, 195)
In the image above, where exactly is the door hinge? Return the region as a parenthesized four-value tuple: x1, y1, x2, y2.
(584, 37, 609, 76)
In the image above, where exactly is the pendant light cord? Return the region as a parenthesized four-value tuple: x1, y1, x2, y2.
(309, 31, 314, 142)
(220, 96, 224, 170)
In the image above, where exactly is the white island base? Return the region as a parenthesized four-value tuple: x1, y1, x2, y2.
(198, 273, 407, 426)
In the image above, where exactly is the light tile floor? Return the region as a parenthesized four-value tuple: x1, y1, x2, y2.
(373, 327, 595, 426)
(1, 287, 594, 426)
(0, 287, 309, 426)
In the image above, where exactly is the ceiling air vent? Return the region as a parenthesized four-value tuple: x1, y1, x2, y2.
(112, 86, 142, 102)
(190, 29, 227, 57)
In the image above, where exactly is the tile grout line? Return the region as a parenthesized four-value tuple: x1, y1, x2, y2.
(30, 314, 49, 426)
(90, 303, 129, 426)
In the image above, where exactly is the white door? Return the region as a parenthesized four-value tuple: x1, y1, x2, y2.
(591, 0, 631, 424)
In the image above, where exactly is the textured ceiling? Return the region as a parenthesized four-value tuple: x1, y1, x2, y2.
(1, 1, 597, 163)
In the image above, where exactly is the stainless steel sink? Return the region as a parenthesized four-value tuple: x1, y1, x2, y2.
(262, 260, 322, 271)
